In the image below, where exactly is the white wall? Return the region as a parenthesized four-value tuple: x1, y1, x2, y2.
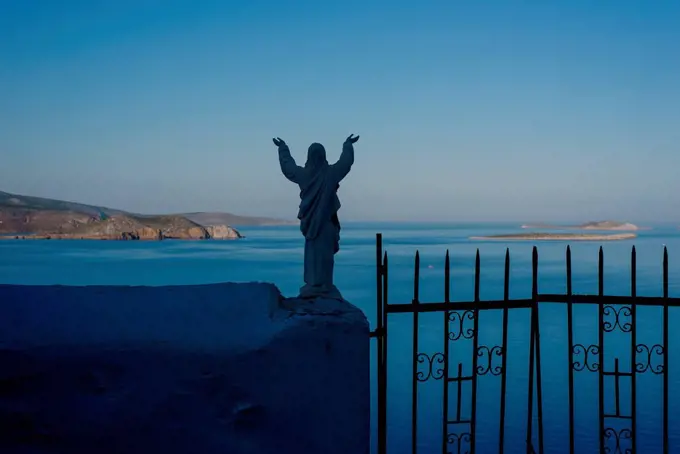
(0, 282, 370, 454)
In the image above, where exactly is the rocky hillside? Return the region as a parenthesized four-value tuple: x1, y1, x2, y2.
(0, 190, 124, 217)
(0, 191, 242, 240)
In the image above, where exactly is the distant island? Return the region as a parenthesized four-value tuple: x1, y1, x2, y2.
(471, 232, 637, 241)
(0, 190, 291, 241)
(520, 221, 640, 231)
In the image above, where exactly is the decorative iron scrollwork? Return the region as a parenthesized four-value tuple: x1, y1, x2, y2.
(572, 344, 600, 372)
(603, 427, 632, 454)
(448, 310, 475, 341)
(602, 306, 632, 333)
(446, 432, 472, 454)
(476, 346, 503, 376)
(416, 352, 445, 382)
(635, 344, 664, 375)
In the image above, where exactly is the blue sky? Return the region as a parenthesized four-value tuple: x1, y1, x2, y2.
(1, 1, 679, 222)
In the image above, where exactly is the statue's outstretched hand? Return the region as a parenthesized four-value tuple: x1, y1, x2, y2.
(272, 137, 286, 147)
(345, 134, 360, 144)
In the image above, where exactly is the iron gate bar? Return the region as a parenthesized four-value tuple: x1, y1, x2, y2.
(498, 249, 510, 454)
(441, 250, 450, 454)
(382, 249, 389, 454)
(598, 247, 605, 454)
(385, 300, 534, 313)
(383, 250, 389, 453)
(375, 232, 384, 454)
(538, 294, 680, 305)
(385, 295, 680, 312)
(525, 247, 541, 453)
(527, 302, 537, 454)
(533, 247, 545, 453)
(631, 246, 637, 454)
(663, 246, 669, 454)
(470, 250, 480, 454)
(384, 294, 680, 314)
(412, 251, 420, 454)
(566, 245, 575, 454)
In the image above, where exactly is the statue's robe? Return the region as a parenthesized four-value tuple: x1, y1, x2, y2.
(278, 141, 355, 299)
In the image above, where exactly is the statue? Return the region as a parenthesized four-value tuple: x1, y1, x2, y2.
(273, 134, 359, 300)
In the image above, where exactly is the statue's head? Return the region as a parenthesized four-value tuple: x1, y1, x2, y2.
(305, 142, 328, 170)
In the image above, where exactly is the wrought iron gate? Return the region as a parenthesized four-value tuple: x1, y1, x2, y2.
(372, 233, 677, 454)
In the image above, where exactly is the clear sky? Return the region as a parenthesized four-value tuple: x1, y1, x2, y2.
(1, 1, 679, 223)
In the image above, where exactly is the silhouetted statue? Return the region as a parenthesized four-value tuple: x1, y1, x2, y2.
(274, 134, 358, 300)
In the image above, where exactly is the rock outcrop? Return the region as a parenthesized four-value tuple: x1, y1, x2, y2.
(138, 227, 164, 240)
(205, 225, 243, 239)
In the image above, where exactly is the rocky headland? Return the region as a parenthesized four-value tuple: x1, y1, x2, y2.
(0, 190, 243, 241)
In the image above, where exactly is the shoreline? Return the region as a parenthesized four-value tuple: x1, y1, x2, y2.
(470, 233, 637, 241)
(0, 235, 243, 241)
(520, 222, 644, 231)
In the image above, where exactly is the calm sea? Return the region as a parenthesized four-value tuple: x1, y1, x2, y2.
(2, 222, 680, 454)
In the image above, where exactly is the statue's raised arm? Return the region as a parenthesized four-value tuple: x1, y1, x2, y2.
(274, 137, 303, 184)
(331, 134, 358, 182)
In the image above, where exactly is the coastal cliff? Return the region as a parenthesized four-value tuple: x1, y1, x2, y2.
(205, 225, 242, 239)
(0, 213, 242, 241)
(0, 191, 244, 240)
